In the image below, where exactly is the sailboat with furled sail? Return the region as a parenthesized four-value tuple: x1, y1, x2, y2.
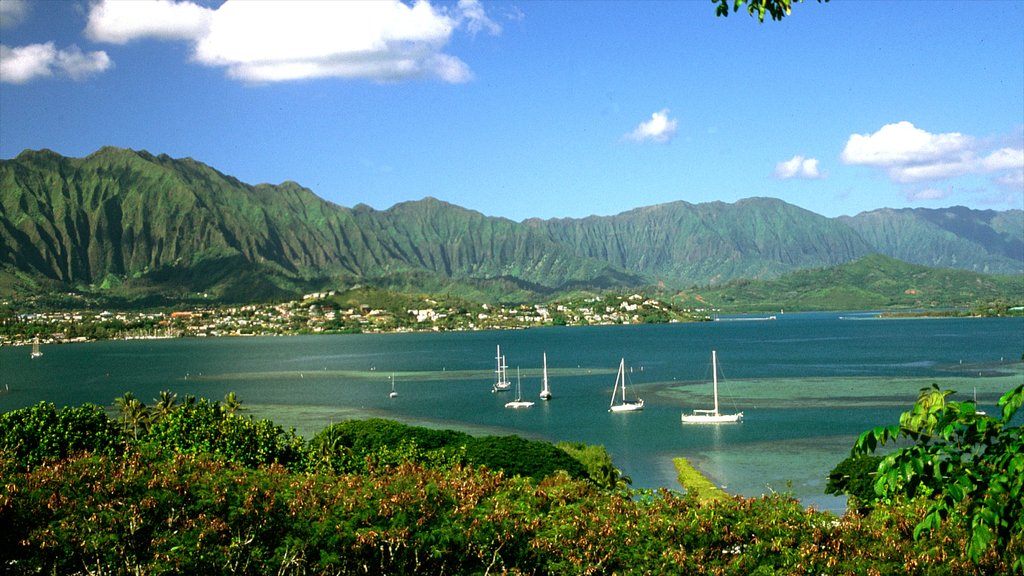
(681, 350, 743, 423)
(505, 367, 535, 409)
(608, 358, 644, 412)
(539, 352, 552, 400)
(492, 345, 512, 392)
(30, 337, 43, 359)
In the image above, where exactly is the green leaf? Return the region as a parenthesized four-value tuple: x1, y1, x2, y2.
(999, 384, 1024, 423)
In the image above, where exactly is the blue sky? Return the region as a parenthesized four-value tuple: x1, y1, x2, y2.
(1, 0, 1022, 221)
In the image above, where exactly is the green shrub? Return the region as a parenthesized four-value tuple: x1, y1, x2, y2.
(0, 402, 124, 471)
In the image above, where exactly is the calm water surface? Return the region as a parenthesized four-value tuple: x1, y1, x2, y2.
(3, 312, 1022, 513)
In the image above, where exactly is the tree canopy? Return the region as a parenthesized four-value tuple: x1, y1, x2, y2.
(715, 0, 829, 22)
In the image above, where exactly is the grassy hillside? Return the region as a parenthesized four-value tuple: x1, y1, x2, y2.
(671, 254, 1024, 313)
(2, 147, 1020, 305)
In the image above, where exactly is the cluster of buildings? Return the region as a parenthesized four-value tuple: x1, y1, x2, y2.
(3, 292, 711, 347)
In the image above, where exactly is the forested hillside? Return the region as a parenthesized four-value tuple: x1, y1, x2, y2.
(2, 147, 1020, 303)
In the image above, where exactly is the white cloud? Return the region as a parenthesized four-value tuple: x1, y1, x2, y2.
(85, 0, 213, 44)
(841, 121, 1024, 190)
(906, 187, 951, 202)
(84, 0, 494, 84)
(458, 0, 502, 36)
(0, 42, 111, 84)
(981, 147, 1024, 171)
(0, 0, 31, 28)
(840, 121, 969, 170)
(625, 109, 678, 143)
(774, 155, 821, 179)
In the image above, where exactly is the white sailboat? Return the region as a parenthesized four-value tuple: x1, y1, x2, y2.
(30, 337, 43, 359)
(492, 345, 512, 392)
(681, 350, 743, 423)
(539, 352, 552, 400)
(609, 358, 644, 412)
(389, 374, 398, 398)
(505, 367, 535, 409)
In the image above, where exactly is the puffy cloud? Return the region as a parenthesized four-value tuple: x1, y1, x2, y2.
(0, 42, 111, 84)
(85, 0, 213, 44)
(0, 0, 31, 28)
(981, 147, 1024, 171)
(774, 155, 822, 179)
(841, 121, 1024, 190)
(84, 0, 494, 84)
(839, 120, 1024, 194)
(840, 121, 968, 170)
(625, 109, 678, 143)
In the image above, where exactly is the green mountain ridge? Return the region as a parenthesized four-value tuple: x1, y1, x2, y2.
(684, 254, 1023, 312)
(1, 147, 1021, 303)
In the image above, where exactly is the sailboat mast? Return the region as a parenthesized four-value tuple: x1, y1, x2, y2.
(542, 353, 549, 393)
(712, 350, 720, 414)
(614, 356, 622, 401)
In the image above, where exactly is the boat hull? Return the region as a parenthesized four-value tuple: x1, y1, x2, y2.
(505, 401, 535, 409)
(681, 412, 743, 424)
(609, 401, 644, 412)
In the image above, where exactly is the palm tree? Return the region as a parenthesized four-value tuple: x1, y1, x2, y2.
(223, 391, 243, 415)
(152, 390, 178, 422)
(114, 392, 149, 440)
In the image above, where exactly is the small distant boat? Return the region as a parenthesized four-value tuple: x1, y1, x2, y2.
(505, 367, 535, 409)
(389, 374, 398, 399)
(492, 345, 512, 392)
(681, 350, 743, 424)
(609, 358, 644, 412)
(30, 337, 43, 359)
(974, 387, 985, 416)
(539, 352, 552, 400)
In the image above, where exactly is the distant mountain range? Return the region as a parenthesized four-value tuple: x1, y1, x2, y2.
(1, 147, 1021, 303)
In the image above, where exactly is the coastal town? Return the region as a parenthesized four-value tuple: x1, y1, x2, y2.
(0, 290, 714, 348)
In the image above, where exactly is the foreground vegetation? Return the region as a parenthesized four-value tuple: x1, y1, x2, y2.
(1, 385, 1022, 575)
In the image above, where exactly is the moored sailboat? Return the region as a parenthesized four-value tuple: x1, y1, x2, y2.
(30, 337, 43, 359)
(681, 350, 743, 423)
(539, 352, 552, 400)
(505, 367, 535, 409)
(609, 358, 644, 412)
(492, 345, 512, 392)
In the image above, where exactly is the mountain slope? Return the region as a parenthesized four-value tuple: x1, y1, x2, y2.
(529, 198, 876, 285)
(0, 148, 639, 301)
(1, 147, 1020, 304)
(841, 207, 1023, 275)
(683, 254, 1024, 312)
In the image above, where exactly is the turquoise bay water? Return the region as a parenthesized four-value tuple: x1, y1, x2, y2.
(2, 312, 1022, 513)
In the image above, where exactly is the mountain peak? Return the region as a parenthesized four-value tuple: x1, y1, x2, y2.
(1, 146, 1019, 304)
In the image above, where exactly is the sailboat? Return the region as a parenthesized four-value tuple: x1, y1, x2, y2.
(681, 350, 743, 423)
(608, 358, 644, 412)
(389, 374, 398, 399)
(505, 367, 535, 409)
(539, 352, 552, 400)
(30, 337, 43, 359)
(492, 345, 512, 392)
